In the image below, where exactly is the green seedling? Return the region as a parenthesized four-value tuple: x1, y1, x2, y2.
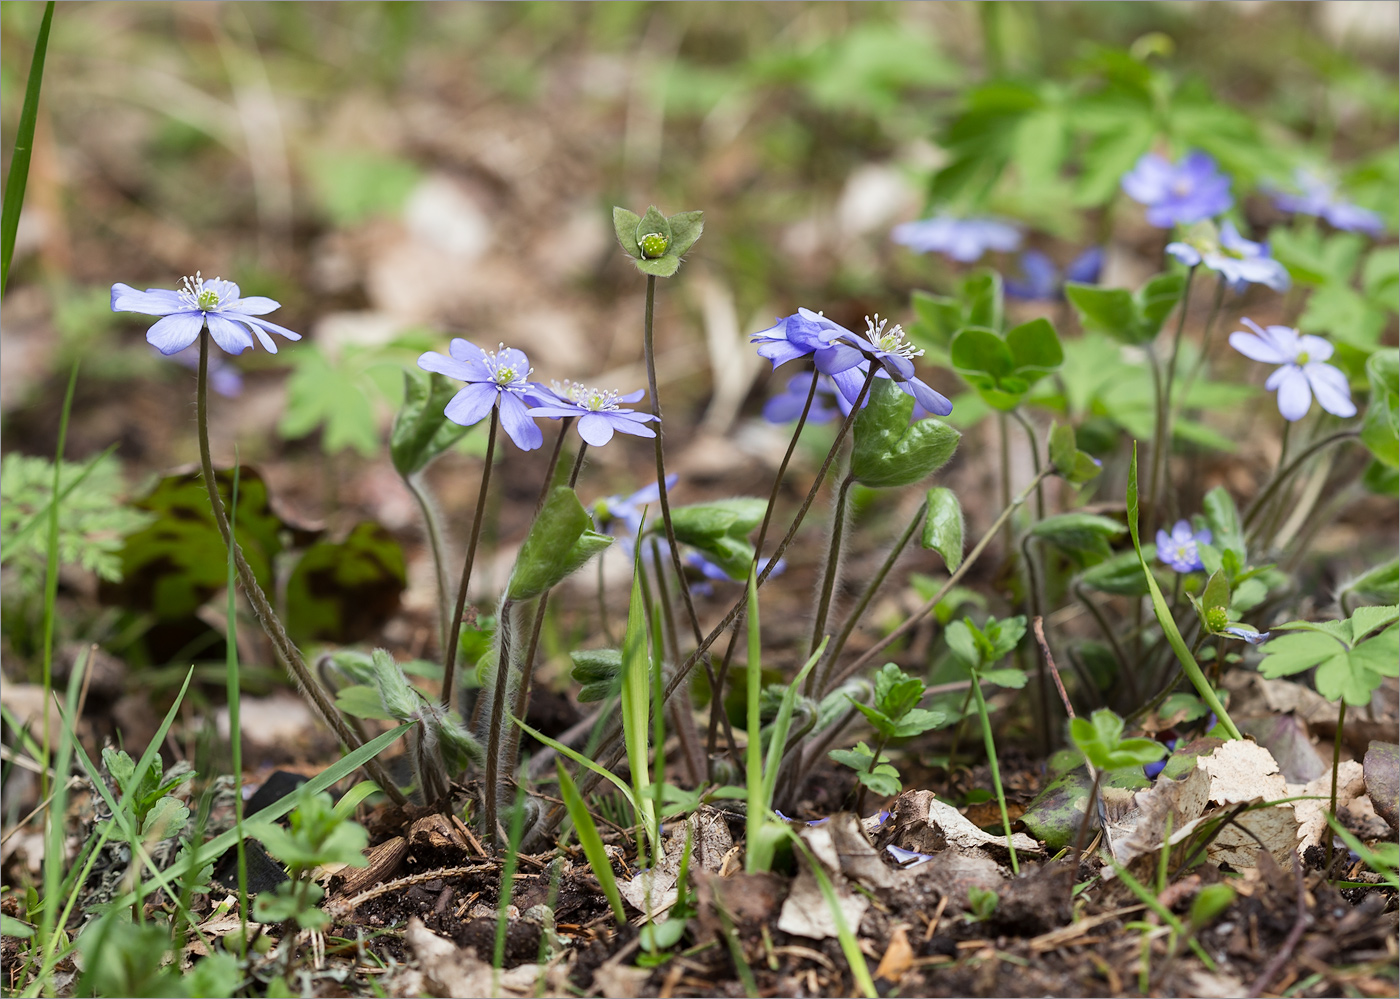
(1069, 708, 1167, 855)
(945, 613, 1029, 873)
(830, 663, 946, 801)
(966, 885, 1000, 922)
(249, 788, 369, 933)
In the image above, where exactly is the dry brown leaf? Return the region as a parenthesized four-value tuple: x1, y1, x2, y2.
(1290, 760, 1366, 849)
(873, 924, 914, 983)
(1200, 739, 1289, 805)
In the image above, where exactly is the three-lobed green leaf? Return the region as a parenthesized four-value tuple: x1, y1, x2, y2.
(851, 379, 961, 488)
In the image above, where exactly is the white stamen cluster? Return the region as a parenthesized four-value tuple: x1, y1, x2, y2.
(179, 271, 226, 312)
(865, 314, 923, 360)
(483, 343, 531, 387)
(552, 379, 620, 412)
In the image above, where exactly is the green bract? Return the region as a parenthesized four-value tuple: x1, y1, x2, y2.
(612, 205, 704, 277)
(908, 269, 1004, 353)
(921, 487, 964, 570)
(950, 317, 1063, 411)
(391, 369, 471, 478)
(850, 379, 960, 488)
(1069, 708, 1167, 770)
(1030, 512, 1124, 567)
(1065, 272, 1185, 346)
(1361, 350, 1399, 469)
(507, 487, 614, 601)
(1048, 421, 1104, 486)
(669, 497, 766, 578)
(1258, 606, 1399, 706)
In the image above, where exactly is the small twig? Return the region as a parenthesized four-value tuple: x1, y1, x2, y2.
(1247, 852, 1309, 998)
(1033, 617, 1075, 721)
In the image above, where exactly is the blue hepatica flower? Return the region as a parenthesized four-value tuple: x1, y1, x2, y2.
(1156, 520, 1211, 573)
(527, 379, 657, 447)
(750, 310, 953, 417)
(111, 272, 302, 355)
(1166, 221, 1290, 293)
(1272, 169, 1385, 236)
(1121, 151, 1233, 228)
(890, 215, 1022, 263)
(763, 372, 844, 424)
(417, 339, 549, 451)
(1004, 247, 1105, 300)
(1228, 319, 1356, 422)
(824, 315, 955, 417)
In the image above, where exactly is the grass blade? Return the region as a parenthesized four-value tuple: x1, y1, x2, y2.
(1, 0, 55, 296)
(760, 637, 827, 815)
(787, 831, 877, 999)
(745, 565, 764, 872)
(1126, 444, 1241, 740)
(512, 715, 638, 815)
(556, 761, 625, 922)
(619, 539, 657, 853)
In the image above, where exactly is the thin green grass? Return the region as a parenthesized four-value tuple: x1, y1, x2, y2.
(0, 0, 54, 295)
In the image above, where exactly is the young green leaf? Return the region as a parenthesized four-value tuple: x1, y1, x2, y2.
(391, 370, 470, 477)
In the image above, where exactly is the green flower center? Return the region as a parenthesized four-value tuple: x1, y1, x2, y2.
(178, 271, 227, 312)
(865, 315, 923, 361)
(639, 232, 669, 258)
(1205, 607, 1229, 632)
(196, 289, 221, 310)
(1295, 351, 1309, 365)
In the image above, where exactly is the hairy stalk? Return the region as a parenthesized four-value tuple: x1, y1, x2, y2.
(1074, 583, 1138, 704)
(707, 619, 746, 772)
(1156, 265, 1198, 516)
(1327, 700, 1346, 872)
(642, 274, 703, 649)
(1167, 275, 1226, 437)
(524, 369, 877, 845)
(1020, 535, 1052, 755)
(754, 370, 821, 559)
(827, 468, 1053, 691)
(806, 473, 856, 678)
(649, 538, 708, 785)
(1242, 430, 1359, 534)
(1144, 346, 1167, 528)
(998, 411, 1014, 557)
(481, 596, 516, 845)
(404, 475, 451, 653)
(1010, 408, 1044, 520)
(503, 441, 588, 787)
(441, 406, 499, 711)
(817, 498, 927, 697)
(196, 335, 404, 804)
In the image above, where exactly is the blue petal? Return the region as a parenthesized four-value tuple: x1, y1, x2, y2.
(206, 315, 257, 354)
(419, 350, 477, 382)
(497, 392, 543, 450)
(240, 314, 303, 344)
(576, 413, 617, 447)
(230, 295, 281, 316)
(112, 284, 184, 316)
(145, 312, 207, 354)
(444, 383, 498, 428)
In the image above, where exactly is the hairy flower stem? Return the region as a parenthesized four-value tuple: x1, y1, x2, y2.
(1144, 348, 1167, 529)
(827, 468, 1053, 692)
(525, 371, 877, 845)
(1020, 535, 1054, 754)
(482, 596, 516, 845)
(816, 499, 927, 697)
(1167, 276, 1226, 438)
(707, 620, 746, 771)
(970, 677, 1018, 874)
(642, 274, 703, 649)
(1010, 408, 1044, 520)
(805, 473, 856, 684)
(441, 407, 499, 712)
(404, 475, 451, 653)
(1327, 701, 1347, 872)
(195, 335, 405, 804)
(648, 538, 711, 785)
(505, 439, 589, 779)
(998, 412, 1014, 557)
(1155, 265, 1198, 518)
(1242, 430, 1359, 536)
(1074, 583, 1138, 704)
(754, 370, 821, 560)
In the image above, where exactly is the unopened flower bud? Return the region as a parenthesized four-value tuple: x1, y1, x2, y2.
(639, 232, 669, 258)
